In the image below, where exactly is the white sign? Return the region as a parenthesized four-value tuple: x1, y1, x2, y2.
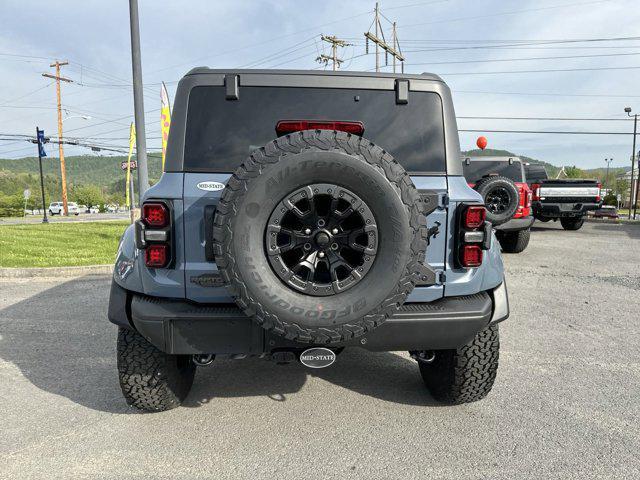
(196, 181, 225, 192)
(23, 189, 30, 199)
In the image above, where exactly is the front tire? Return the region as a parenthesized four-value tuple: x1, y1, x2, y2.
(560, 217, 584, 230)
(497, 228, 530, 253)
(117, 328, 196, 412)
(418, 324, 499, 404)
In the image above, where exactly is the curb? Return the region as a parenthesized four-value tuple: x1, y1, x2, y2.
(584, 217, 640, 225)
(0, 265, 113, 279)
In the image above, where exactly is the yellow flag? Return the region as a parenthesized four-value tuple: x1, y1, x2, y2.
(160, 82, 171, 170)
(126, 122, 136, 209)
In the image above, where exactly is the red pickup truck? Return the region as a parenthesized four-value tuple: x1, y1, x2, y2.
(462, 157, 534, 253)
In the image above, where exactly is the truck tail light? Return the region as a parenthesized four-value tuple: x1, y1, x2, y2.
(458, 204, 487, 268)
(137, 201, 172, 269)
(145, 244, 169, 268)
(531, 183, 541, 201)
(596, 183, 602, 202)
(143, 202, 168, 227)
(276, 120, 364, 136)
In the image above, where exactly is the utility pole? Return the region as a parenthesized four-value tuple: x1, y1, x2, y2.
(316, 35, 352, 71)
(624, 107, 637, 219)
(605, 158, 613, 194)
(42, 61, 72, 216)
(129, 0, 149, 201)
(365, 3, 405, 73)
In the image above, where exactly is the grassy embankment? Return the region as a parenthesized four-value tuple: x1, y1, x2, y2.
(0, 221, 128, 268)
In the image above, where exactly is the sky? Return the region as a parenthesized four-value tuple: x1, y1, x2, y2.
(1, 0, 639, 169)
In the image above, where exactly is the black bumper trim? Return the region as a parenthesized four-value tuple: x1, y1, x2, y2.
(125, 290, 501, 354)
(494, 215, 534, 232)
(533, 201, 601, 218)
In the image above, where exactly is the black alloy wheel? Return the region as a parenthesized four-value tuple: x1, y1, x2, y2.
(485, 186, 512, 215)
(266, 183, 378, 296)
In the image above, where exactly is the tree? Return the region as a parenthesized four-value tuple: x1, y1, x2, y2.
(616, 178, 629, 203)
(0, 193, 24, 217)
(72, 184, 104, 207)
(564, 165, 585, 178)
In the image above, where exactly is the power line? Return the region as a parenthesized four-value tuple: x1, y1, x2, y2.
(438, 65, 640, 75)
(453, 89, 640, 98)
(400, 51, 640, 66)
(459, 129, 633, 135)
(0, 82, 54, 107)
(457, 116, 633, 121)
(402, 0, 617, 28)
(147, 10, 372, 76)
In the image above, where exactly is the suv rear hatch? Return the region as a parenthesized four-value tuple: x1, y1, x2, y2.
(179, 80, 449, 302)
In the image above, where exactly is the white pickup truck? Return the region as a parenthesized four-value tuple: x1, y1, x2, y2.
(525, 166, 602, 230)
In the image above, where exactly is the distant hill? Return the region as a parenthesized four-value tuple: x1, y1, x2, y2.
(0, 154, 163, 187)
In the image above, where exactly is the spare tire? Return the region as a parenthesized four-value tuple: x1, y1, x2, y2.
(212, 130, 428, 345)
(474, 176, 519, 226)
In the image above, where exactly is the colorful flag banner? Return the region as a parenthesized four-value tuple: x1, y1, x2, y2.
(126, 122, 136, 209)
(160, 82, 172, 170)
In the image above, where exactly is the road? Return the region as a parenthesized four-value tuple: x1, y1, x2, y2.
(0, 212, 130, 225)
(1, 221, 639, 479)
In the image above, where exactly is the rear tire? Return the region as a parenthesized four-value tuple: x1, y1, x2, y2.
(560, 217, 584, 230)
(497, 228, 530, 253)
(418, 324, 499, 404)
(117, 328, 196, 412)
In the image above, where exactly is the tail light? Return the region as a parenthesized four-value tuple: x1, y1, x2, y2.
(461, 245, 483, 268)
(145, 244, 168, 268)
(142, 203, 168, 227)
(531, 183, 541, 201)
(464, 205, 486, 228)
(596, 183, 602, 202)
(458, 204, 488, 268)
(276, 120, 364, 136)
(136, 201, 172, 268)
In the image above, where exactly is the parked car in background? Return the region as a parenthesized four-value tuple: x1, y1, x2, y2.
(462, 156, 533, 253)
(48, 201, 79, 215)
(523, 164, 601, 230)
(89, 206, 100, 214)
(591, 205, 618, 219)
(77, 204, 88, 213)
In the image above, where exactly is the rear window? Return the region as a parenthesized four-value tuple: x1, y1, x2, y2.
(184, 86, 446, 173)
(462, 160, 524, 183)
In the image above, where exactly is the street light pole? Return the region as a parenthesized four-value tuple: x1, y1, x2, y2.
(625, 107, 637, 219)
(604, 158, 613, 196)
(128, 0, 150, 202)
(634, 148, 639, 219)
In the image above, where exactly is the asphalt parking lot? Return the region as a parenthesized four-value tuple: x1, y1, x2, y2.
(1, 221, 639, 479)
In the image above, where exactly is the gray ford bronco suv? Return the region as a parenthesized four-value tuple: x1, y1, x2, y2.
(108, 69, 509, 412)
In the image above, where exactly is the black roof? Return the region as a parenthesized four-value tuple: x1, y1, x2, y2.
(185, 68, 444, 83)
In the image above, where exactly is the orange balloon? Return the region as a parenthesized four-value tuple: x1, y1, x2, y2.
(476, 136, 488, 150)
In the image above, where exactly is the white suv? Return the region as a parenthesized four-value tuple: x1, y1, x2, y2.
(48, 202, 79, 215)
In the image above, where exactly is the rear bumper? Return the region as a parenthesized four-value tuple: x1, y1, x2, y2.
(494, 215, 534, 232)
(533, 201, 601, 218)
(108, 280, 509, 354)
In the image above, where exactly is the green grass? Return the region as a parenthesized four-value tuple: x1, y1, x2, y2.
(0, 221, 128, 268)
